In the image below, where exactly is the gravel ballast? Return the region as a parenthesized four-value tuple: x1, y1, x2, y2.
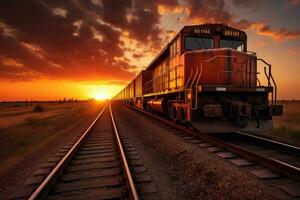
(112, 103, 291, 200)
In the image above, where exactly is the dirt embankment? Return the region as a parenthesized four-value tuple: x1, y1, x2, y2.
(0, 101, 103, 199)
(113, 103, 288, 200)
(256, 101, 300, 147)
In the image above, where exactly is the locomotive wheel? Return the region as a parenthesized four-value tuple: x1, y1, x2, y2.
(169, 107, 177, 121)
(179, 107, 186, 121)
(168, 109, 173, 119)
(238, 117, 248, 127)
(144, 103, 152, 113)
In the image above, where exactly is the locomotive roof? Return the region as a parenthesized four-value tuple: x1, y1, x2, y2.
(145, 23, 246, 70)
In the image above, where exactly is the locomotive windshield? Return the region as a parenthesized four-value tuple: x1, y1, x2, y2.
(220, 39, 244, 51)
(185, 37, 213, 50)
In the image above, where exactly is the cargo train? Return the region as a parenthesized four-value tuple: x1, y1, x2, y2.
(113, 23, 283, 132)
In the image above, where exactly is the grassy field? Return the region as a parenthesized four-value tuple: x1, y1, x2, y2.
(258, 101, 300, 147)
(0, 101, 103, 176)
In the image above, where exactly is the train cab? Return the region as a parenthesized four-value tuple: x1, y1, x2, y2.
(169, 24, 255, 88)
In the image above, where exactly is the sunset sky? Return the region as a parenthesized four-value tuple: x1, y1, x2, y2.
(0, 0, 300, 101)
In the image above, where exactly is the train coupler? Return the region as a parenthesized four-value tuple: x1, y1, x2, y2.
(230, 101, 251, 127)
(203, 104, 223, 117)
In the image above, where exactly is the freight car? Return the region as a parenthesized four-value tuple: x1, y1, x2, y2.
(113, 23, 283, 132)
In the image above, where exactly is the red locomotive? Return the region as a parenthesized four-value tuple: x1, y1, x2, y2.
(113, 24, 283, 132)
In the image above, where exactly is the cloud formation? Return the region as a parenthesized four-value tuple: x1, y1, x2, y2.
(0, 0, 299, 83)
(0, 0, 170, 82)
(286, 0, 300, 6)
(250, 22, 300, 41)
(180, 0, 300, 41)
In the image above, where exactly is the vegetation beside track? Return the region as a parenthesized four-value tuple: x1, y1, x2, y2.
(0, 101, 102, 176)
(256, 100, 300, 146)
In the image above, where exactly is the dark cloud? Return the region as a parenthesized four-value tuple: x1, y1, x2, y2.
(0, 0, 299, 83)
(100, 0, 132, 27)
(132, 53, 145, 59)
(183, 0, 300, 41)
(0, 0, 175, 82)
(183, 0, 257, 28)
(230, 0, 261, 9)
(286, 0, 300, 6)
(185, 0, 232, 23)
(251, 21, 300, 41)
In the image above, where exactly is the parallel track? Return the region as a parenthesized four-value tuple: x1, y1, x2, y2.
(124, 103, 300, 182)
(211, 131, 300, 168)
(28, 104, 139, 200)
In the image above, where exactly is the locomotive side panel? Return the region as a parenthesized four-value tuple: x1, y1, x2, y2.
(129, 79, 135, 99)
(184, 49, 257, 87)
(185, 50, 225, 86)
(169, 36, 185, 91)
(231, 50, 257, 87)
(144, 35, 185, 97)
(135, 70, 152, 108)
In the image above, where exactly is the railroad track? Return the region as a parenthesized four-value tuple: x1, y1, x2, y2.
(17, 104, 139, 200)
(124, 103, 300, 198)
(210, 131, 300, 169)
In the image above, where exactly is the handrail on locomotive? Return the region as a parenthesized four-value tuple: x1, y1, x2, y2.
(257, 58, 277, 105)
(184, 54, 278, 107)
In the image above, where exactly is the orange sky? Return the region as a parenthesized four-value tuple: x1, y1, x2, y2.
(0, 0, 300, 101)
(0, 80, 124, 101)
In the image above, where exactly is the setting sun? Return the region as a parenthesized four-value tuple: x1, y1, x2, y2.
(93, 93, 109, 100)
(87, 84, 125, 100)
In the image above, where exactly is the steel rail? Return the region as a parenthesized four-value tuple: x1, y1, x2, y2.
(235, 131, 300, 157)
(28, 104, 108, 200)
(109, 104, 139, 200)
(123, 103, 300, 182)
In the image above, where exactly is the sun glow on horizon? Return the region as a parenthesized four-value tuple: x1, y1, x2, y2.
(88, 84, 124, 100)
(93, 93, 109, 100)
(0, 80, 125, 101)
